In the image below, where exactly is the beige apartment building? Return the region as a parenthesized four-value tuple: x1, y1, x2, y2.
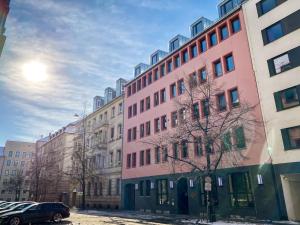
(243, 0, 300, 221)
(37, 123, 77, 205)
(0, 141, 35, 201)
(76, 94, 124, 209)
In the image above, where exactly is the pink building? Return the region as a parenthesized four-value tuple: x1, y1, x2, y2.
(122, 6, 280, 220)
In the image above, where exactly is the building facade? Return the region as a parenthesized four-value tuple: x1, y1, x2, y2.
(38, 123, 76, 205)
(121, 6, 282, 220)
(0, 0, 9, 57)
(74, 95, 124, 209)
(243, 0, 300, 221)
(0, 141, 35, 201)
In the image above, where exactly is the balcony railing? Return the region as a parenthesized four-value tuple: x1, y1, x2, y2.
(92, 119, 109, 130)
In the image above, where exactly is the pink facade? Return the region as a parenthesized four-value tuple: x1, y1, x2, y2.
(122, 10, 267, 180)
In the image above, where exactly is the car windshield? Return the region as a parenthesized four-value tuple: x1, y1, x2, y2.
(1, 203, 15, 209)
(12, 203, 31, 210)
(0, 203, 9, 208)
(22, 204, 39, 212)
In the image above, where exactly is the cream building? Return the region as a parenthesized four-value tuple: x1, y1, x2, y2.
(243, 0, 300, 221)
(77, 95, 123, 209)
(38, 123, 77, 205)
(0, 141, 35, 201)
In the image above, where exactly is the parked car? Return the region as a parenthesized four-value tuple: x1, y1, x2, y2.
(0, 204, 7, 209)
(0, 203, 18, 210)
(0, 202, 70, 225)
(0, 203, 33, 216)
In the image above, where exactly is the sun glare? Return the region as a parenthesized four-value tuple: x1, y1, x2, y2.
(22, 61, 48, 82)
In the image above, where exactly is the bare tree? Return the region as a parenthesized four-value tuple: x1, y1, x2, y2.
(142, 69, 261, 222)
(5, 170, 25, 201)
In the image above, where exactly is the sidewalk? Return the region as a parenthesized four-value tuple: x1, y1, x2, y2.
(72, 209, 300, 225)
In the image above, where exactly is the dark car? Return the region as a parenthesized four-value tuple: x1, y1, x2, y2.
(0, 203, 18, 210)
(0, 203, 33, 216)
(0, 202, 70, 225)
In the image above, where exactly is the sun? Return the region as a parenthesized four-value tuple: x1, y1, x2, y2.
(22, 61, 48, 82)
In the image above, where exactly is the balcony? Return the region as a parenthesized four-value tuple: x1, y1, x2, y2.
(91, 140, 107, 150)
(92, 119, 109, 130)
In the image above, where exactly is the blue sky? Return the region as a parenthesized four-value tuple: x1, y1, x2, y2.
(0, 0, 219, 145)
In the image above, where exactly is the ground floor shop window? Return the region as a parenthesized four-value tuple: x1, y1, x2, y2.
(228, 172, 254, 208)
(157, 179, 168, 205)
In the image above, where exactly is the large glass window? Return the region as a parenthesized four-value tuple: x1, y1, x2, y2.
(154, 118, 160, 133)
(157, 179, 168, 205)
(214, 60, 223, 77)
(231, 18, 241, 33)
(200, 38, 207, 52)
(230, 88, 239, 107)
(266, 22, 283, 43)
(220, 25, 229, 40)
(225, 54, 235, 72)
(228, 172, 254, 208)
(210, 32, 217, 46)
(281, 125, 300, 150)
(258, 0, 285, 16)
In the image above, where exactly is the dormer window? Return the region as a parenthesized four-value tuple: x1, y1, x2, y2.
(192, 21, 203, 37)
(170, 38, 180, 52)
(151, 54, 159, 65)
(135, 67, 141, 76)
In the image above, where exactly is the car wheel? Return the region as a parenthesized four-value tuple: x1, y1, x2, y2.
(9, 217, 21, 225)
(52, 213, 63, 223)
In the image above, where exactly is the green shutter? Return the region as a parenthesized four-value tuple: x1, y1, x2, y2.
(281, 128, 290, 150)
(274, 91, 283, 111)
(236, 127, 246, 149)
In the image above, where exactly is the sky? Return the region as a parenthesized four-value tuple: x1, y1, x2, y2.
(0, 0, 219, 146)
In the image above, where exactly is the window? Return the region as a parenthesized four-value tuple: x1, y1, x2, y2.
(265, 22, 283, 43)
(6, 160, 11, 166)
(174, 55, 180, 68)
(116, 178, 121, 195)
(199, 67, 207, 83)
(137, 79, 141, 91)
(142, 76, 147, 88)
(161, 115, 167, 130)
(274, 86, 300, 111)
(146, 149, 151, 165)
(160, 64, 165, 77)
(189, 72, 197, 88)
(170, 38, 180, 52)
(172, 143, 179, 159)
(257, 0, 287, 16)
(214, 60, 223, 77)
(108, 180, 112, 196)
(132, 127, 137, 140)
(111, 107, 115, 118)
(229, 172, 254, 208)
(162, 147, 168, 162)
(139, 181, 144, 196)
(202, 99, 210, 116)
(152, 54, 159, 65)
(146, 96, 151, 110)
(117, 150, 121, 164)
(128, 106, 132, 118)
(281, 125, 300, 150)
(268, 46, 300, 76)
(117, 124, 122, 138)
(146, 121, 151, 136)
(182, 50, 188, 64)
(133, 103, 137, 116)
(191, 44, 198, 58)
(22, 152, 26, 158)
(234, 127, 246, 149)
(155, 147, 161, 163)
(171, 111, 178, 128)
(146, 180, 151, 196)
(132, 83, 136, 94)
(230, 88, 239, 107)
(132, 153, 136, 168)
(231, 17, 241, 33)
(170, 83, 176, 98)
(157, 179, 168, 205)
(220, 25, 229, 40)
(179, 108, 187, 122)
(140, 150, 145, 166)
(148, 72, 152, 84)
(192, 103, 200, 119)
(154, 92, 159, 106)
(178, 79, 185, 95)
(217, 93, 227, 111)
(154, 69, 159, 81)
(127, 86, 131, 97)
(200, 38, 207, 52)
(167, 60, 172, 73)
(140, 99, 145, 113)
(21, 161, 25, 167)
(209, 32, 217, 46)
(15, 151, 20, 157)
(140, 124, 145, 138)
(181, 140, 188, 158)
(222, 132, 232, 151)
(225, 54, 235, 72)
(160, 88, 166, 103)
(154, 118, 160, 133)
(192, 20, 203, 37)
(194, 137, 203, 156)
(118, 103, 123, 114)
(126, 154, 131, 168)
(110, 127, 114, 140)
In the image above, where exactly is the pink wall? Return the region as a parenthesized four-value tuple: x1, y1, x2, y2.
(122, 10, 267, 180)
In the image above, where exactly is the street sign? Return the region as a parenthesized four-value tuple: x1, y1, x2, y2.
(205, 176, 212, 183)
(205, 182, 212, 191)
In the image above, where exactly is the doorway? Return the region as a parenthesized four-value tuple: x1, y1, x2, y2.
(177, 178, 189, 214)
(124, 183, 135, 210)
